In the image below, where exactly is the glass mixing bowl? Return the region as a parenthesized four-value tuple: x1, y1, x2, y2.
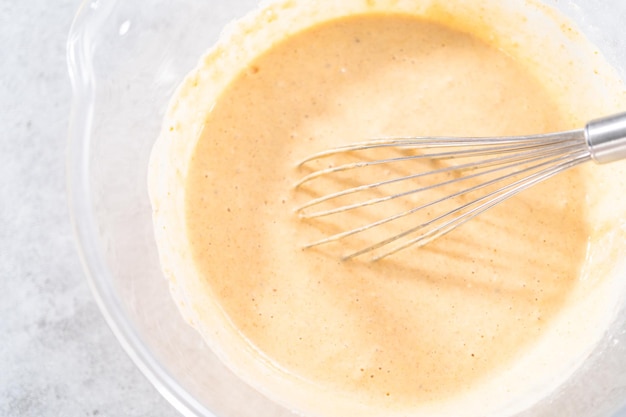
(67, 0, 626, 416)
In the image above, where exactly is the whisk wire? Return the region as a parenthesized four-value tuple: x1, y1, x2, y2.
(296, 132, 581, 187)
(298, 130, 582, 166)
(295, 112, 626, 260)
(353, 152, 590, 261)
(304, 149, 590, 259)
(297, 140, 584, 218)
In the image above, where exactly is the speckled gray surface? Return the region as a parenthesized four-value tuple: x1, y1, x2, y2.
(0, 1, 178, 415)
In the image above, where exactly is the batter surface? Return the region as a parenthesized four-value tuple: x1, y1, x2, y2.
(149, 1, 626, 416)
(186, 13, 582, 411)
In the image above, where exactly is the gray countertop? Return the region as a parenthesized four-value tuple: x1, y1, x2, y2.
(0, 1, 178, 415)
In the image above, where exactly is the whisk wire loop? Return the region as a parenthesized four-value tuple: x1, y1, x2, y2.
(303, 148, 590, 259)
(295, 112, 626, 260)
(296, 131, 581, 187)
(297, 140, 584, 218)
(351, 152, 590, 261)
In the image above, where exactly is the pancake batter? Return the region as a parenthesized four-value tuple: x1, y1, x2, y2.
(148, 1, 626, 416)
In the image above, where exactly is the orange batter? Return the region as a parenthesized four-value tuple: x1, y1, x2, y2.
(149, 1, 626, 416)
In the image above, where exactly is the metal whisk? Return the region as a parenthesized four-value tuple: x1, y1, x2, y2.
(295, 112, 626, 260)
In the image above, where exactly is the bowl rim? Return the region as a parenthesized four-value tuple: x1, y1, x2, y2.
(65, 1, 215, 415)
(65, 1, 626, 416)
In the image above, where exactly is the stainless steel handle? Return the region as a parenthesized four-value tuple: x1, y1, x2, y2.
(585, 112, 626, 164)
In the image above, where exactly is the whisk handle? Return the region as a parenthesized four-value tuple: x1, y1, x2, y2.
(585, 112, 626, 164)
